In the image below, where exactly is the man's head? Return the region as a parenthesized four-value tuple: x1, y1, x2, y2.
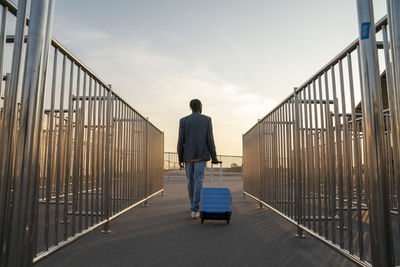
(190, 99, 202, 113)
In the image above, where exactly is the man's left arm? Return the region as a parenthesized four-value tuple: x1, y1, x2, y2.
(206, 117, 217, 162)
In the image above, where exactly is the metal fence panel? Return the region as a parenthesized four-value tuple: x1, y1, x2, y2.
(243, 12, 399, 267)
(0, 0, 164, 265)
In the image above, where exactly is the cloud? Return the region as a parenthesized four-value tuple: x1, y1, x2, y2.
(53, 18, 278, 155)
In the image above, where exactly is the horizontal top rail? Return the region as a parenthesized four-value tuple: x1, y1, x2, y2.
(0, 0, 162, 133)
(243, 15, 387, 136)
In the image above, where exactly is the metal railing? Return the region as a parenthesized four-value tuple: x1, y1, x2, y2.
(164, 152, 242, 172)
(0, 0, 164, 266)
(243, 2, 399, 266)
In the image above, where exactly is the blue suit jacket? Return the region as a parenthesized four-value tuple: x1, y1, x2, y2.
(177, 112, 217, 163)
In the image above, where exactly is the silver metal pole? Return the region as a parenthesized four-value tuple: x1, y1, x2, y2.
(101, 91, 113, 234)
(257, 119, 262, 208)
(294, 88, 304, 238)
(382, 25, 400, 241)
(7, 0, 54, 265)
(54, 54, 66, 246)
(332, 64, 344, 247)
(0, 6, 7, 98)
(356, 1, 394, 265)
(386, 0, 400, 242)
(0, 1, 27, 262)
(63, 61, 75, 239)
(44, 46, 58, 251)
(90, 82, 98, 226)
(85, 76, 93, 229)
(143, 117, 150, 207)
(387, 0, 400, 127)
(348, 51, 365, 260)
(339, 59, 353, 251)
(318, 75, 329, 239)
(312, 80, 322, 235)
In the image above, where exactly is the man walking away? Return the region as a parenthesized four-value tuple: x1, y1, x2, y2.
(177, 99, 220, 219)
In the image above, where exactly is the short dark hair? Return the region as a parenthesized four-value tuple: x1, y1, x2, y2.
(190, 99, 202, 112)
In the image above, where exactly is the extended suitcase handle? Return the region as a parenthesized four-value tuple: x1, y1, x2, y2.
(210, 162, 223, 187)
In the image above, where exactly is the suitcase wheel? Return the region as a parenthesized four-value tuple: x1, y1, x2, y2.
(226, 219, 230, 224)
(200, 213, 204, 224)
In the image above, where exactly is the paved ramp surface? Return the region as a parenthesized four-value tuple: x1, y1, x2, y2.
(37, 171, 357, 267)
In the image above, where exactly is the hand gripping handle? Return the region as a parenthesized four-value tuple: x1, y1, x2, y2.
(210, 162, 223, 187)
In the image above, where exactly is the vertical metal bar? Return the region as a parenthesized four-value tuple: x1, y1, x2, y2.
(101, 87, 106, 221)
(339, 59, 353, 252)
(318, 75, 329, 239)
(8, 1, 54, 265)
(294, 88, 304, 237)
(96, 88, 103, 222)
(284, 103, 289, 215)
(63, 61, 75, 240)
(312, 80, 322, 235)
(0, 72, 10, 255)
(324, 72, 336, 242)
(305, 87, 317, 231)
(90, 83, 98, 226)
(272, 114, 275, 208)
(387, 0, 400, 148)
(356, 1, 395, 265)
(112, 100, 117, 213)
(102, 91, 112, 233)
(30, 0, 56, 260)
(131, 110, 135, 204)
(123, 105, 128, 208)
(331, 65, 343, 247)
(307, 85, 316, 232)
(257, 119, 261, 205)
(116, 100, 122, 211)
(44, 47, 57, 250)
(85, 76, 93, 229)
(41, 116, 50, 201)
(287, 101, 293, 219)
(302, 90, 308, 228)
(78, 73, 87, 233)
(354, 47, 365, 260)
(145, 117, 149, 203)
(0, 6, 7, 98)
(0, 1, 27, 262)
(279, 106, 284, 212)
(55, 53, 67, 246)
(298, 91, 304, 226)
(127, 109, 132, 205)
(382, 24, 400, 241)
(71, 67, 81, 236)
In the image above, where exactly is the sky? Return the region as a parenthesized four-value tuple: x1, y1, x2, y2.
(51, 0, 387, 156)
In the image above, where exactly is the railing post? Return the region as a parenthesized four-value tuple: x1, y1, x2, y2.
(0, 0, 27, 263)
(3, 0, 55, 265)
(101, 91, 113, 234)
(356, 1, 394, 266)
(293, 87, 305, 238)
(257, 119, 262, 209)
(387, 0, 400, 124)
(143, 117, 149, 207)
(386, 0, 400, 239)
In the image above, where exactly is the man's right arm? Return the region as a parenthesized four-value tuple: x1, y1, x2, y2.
(177, 118, 185, 163)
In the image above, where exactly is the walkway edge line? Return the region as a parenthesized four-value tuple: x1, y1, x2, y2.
(242, 191, 371, 267)
(33, 189, 164, 264)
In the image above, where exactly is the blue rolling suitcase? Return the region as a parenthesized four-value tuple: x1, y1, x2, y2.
(200, 162, 232, 224)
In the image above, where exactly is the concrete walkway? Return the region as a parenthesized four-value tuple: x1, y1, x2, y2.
(37, 171, 357, 267)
